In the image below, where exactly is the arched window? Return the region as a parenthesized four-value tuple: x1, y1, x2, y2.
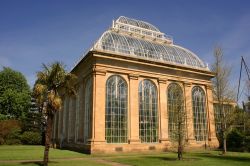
(106, 75, 128, 143)
(167, 83, 185, 140)
(84, 78, 92, 143)
(192, 86, 207, 141)
(139, 79, 158, 143)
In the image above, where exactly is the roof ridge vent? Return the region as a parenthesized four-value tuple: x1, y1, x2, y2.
(113, 16, 173, 44)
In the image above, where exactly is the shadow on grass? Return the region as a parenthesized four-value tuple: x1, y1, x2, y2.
(21, 161, 58, 166)
(59, 147, 91, 155)
(141, 156, 202, 161)
(196, 153, 250, 163)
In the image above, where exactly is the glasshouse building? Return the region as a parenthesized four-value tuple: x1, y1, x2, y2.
(52, 16, 219, 153)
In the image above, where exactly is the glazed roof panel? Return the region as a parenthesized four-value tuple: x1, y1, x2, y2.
(93, 31, 206, 69)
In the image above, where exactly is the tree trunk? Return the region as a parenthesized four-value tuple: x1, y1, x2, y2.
(177, 129, 183, 160)
(223, 138, 227, 154)
(43, 114, 53, 166)
(178, 145, 182, 160)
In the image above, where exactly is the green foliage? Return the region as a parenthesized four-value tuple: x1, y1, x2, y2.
(5, 128, 22, 145)
(0, 113, 8, 120)
(245, 136, 250, 151)
(226, 129, 244, 150)
(21, 109, 42, 132)
(0, 120, 21, 145)
(226, 129, 250, 152)
(0, 119, 43, 145)
(21, 131, 42, 145)
(0, 67, 31, 119)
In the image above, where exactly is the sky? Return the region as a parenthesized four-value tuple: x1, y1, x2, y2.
(0, 0, 250, 102)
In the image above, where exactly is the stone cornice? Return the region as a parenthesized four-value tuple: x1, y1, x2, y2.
(205, 84, 213, 90)
(92, 68, 106, 76)
(128, 73, 139, 80)
(91, 50, 215, 78)
(158, 78, 167, 84)
(184, 82, 192, 87)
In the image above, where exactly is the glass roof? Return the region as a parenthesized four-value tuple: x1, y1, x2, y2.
(72, 16, 208, 71)
(117, 16, 160, 32)
(93, 31, 206, 69)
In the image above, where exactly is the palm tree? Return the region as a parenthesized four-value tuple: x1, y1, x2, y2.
(33, 62, 77, 166)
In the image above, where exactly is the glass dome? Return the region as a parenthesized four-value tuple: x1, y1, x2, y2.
(93, 31, 206, 69)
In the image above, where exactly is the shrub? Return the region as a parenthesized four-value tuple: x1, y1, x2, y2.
(21, 131, 42, 145)
(0, 114, 8, 120)
(244, 136, 250, 152)
(5, 139, 22, 145)
(0, 120, 20, 138)
(5, 128, 22, 145)
(227, 129, 244, 151)
(0, 120, 22, 144)
(0, 137, 4, 145)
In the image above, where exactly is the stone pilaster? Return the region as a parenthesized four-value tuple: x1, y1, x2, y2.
(75, 89, 80, 143)
(58, 106, 63, 141)
(64, 96, 69, 142)
(91, 69, 106, 144)
(128, 73, 141, 144)
(70, 97, 76, 142)
(184, 82, 195, 144)
(158, 78, 169, 143)
(78, 83, 84, 142)
(62, 96, 68, 142)
(206, 84, 219, 148)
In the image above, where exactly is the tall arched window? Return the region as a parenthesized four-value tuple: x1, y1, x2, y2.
(192, 86, 207, 141)
(139, 79, 158, 143)
(106, 75, 128, 143)
(167, 83, 185, 140)
(84, 78, 92, 143)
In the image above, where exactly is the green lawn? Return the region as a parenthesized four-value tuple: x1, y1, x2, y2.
(0, 145, 107, 166)
(0, 145, 87, 160)
(1, 145, 250, 166)
(109, 151, 250, 166)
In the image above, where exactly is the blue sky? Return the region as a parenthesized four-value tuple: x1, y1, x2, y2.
(0, 0, 249, 102)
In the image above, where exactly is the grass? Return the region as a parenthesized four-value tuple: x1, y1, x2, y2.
(0, 145, 250, 166)
(0, 145, 87, 160)
(109, 151, 250, 166)
(0, 160, 107, 166)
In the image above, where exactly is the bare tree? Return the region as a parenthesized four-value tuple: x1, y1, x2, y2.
(168, 83, 186, 160)
(211, 46, 236, 154)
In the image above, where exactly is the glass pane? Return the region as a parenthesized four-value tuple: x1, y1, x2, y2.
(105, 75, 128, 143)
(167, 83, 186, 140)
(192, 86, 207, 141)
(139, 80, 158, 143)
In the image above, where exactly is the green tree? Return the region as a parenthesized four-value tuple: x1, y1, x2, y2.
(0, 67, 31, 119)
(33, 62, 77, 166)
(22, 98, 43, 133)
